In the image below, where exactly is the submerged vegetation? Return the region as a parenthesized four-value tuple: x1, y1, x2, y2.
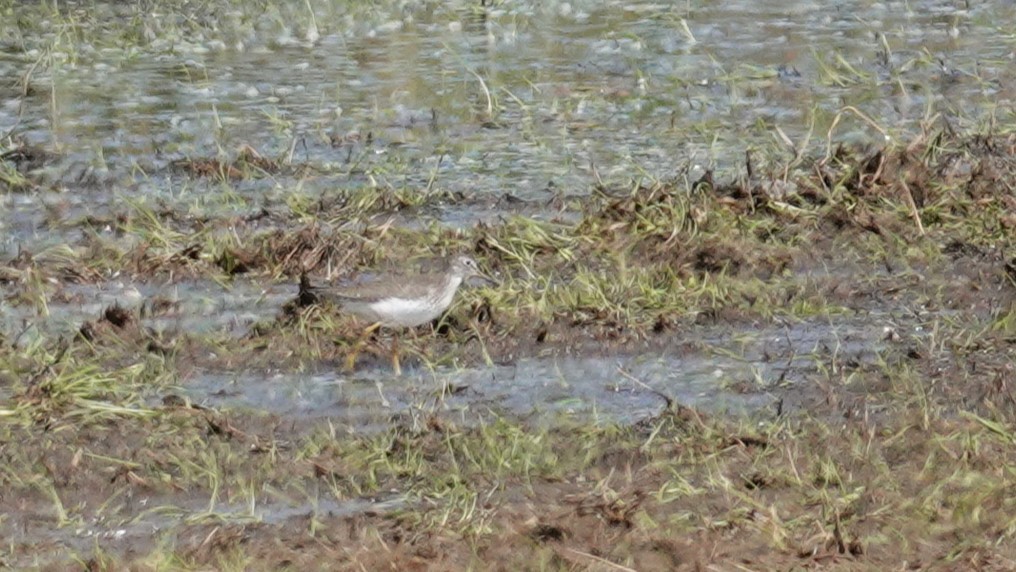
(2, 0, 1016, 569)
(2, 123, 1016, 569)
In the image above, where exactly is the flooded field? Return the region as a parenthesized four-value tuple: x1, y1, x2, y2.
(2, 0, 1016, 570)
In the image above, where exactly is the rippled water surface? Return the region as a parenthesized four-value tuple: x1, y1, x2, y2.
(3, 1, 1013, 240)
(1, 0, 1010, 419)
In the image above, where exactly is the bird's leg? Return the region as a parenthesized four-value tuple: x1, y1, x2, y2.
(345, 322, 382, 372)
(391, 332, 401, 376)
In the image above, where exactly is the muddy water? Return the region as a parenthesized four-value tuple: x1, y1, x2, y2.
(178, 315, 894, 427)
(0, 279, 290, 340)
(12, 492, 406, 563)
(2, 4, 988, 562)
(2, 1, 1013, 243)
(176, 356, 757, 430)
(0, 0, 1005, 421)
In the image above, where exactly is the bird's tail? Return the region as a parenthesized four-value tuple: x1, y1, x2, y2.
(296, 272, 319, 307)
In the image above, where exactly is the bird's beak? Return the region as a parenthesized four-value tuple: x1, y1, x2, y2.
(472, 267, 498, 286)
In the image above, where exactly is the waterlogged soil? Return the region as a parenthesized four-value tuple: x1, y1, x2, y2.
(3, 138, 1015, 570)
(2, 0, 1016, 570)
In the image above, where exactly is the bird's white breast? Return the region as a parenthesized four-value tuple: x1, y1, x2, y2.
(369, 276, 463, 327)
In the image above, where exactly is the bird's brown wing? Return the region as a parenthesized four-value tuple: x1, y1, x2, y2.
(311, 273, 442, 304)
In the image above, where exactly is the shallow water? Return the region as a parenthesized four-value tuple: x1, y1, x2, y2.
(14, 493, 406, 564)
(0, 4, 1010, 565)
(176, 354, 767, 429)
(0, 0, 996, 423)
(176, 312, 900, 426)
(0, 278, 290, 340)
(2, 0, 1014, 249)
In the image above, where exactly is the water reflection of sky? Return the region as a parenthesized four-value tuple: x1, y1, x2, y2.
(1, 0, 1010, 207)
(173, 314, 900, 425)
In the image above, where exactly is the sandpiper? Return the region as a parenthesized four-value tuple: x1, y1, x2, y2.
(302, 255, 493, 374)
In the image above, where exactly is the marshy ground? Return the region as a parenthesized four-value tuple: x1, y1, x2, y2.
(2, 1, 1016, 570)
